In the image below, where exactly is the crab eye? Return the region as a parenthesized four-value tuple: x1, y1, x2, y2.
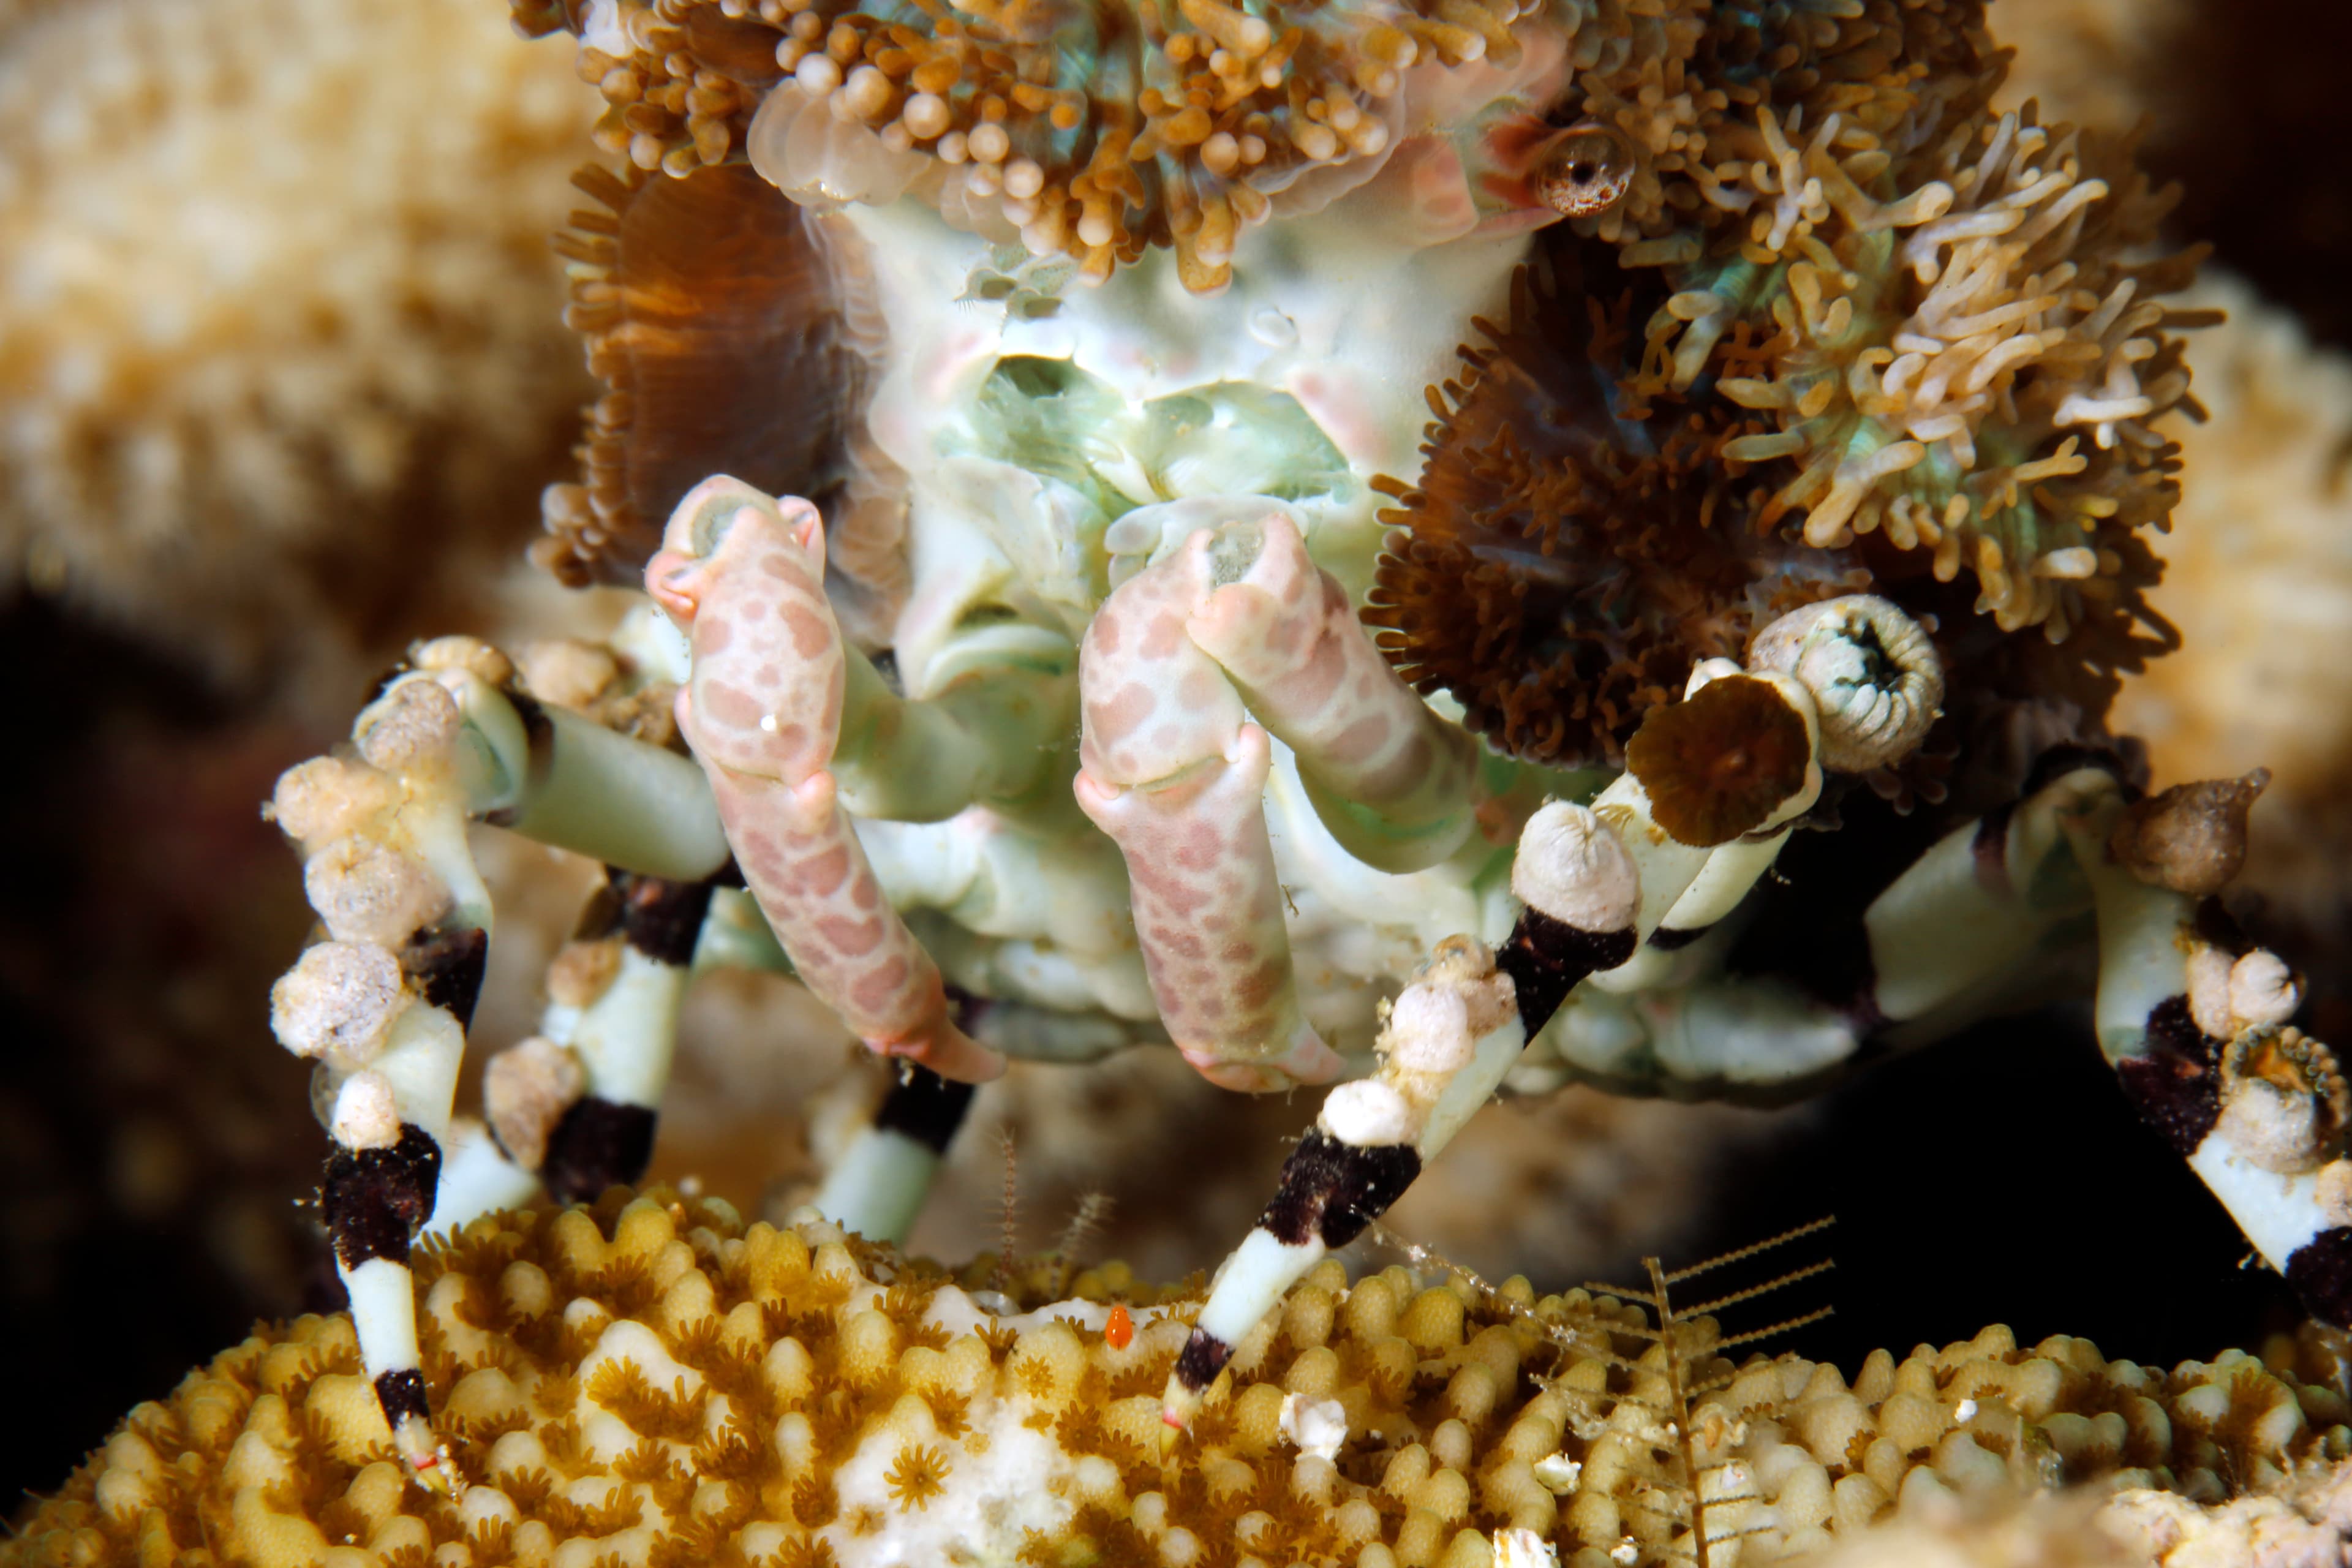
(1533, 121, 1634, 217)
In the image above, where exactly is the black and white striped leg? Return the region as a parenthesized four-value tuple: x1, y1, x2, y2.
(269, 673, 496, 1486)
(1159, 801, 1643, 1436)
(541, 869, 713, 1202)
(2064, 798, 2352, 1325)
(322, 1123, 444, 1462)
(814, 1061, 980, 1243)
(442, 867, 718, 1228)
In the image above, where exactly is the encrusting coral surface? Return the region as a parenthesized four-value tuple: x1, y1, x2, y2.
(13, 1190, 2352, 1568)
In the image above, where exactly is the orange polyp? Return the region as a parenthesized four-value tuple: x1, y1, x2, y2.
(1105, 1303, 1134, 1349)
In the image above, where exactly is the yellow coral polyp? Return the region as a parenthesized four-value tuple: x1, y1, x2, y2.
(13, 1189, 2352, 1568)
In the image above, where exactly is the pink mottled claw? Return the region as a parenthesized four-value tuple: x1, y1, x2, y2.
(1077, 522, 1342, 1092)
(655, 475, 1003, 1084)
(1185, 513, 1476, 858)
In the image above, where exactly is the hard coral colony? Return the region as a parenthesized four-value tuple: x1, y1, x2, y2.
(22, 1193, 2352, 1568)
(40, 0, 2352, 1549)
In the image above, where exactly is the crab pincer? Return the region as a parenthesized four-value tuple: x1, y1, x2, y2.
(649, 475, 1003, 1084)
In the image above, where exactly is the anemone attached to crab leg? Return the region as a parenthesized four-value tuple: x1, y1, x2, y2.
(1163, 738, 2352, 1439)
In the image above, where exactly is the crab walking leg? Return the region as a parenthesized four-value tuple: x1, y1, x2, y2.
(2059, 789, 2352, 1325)
(831, 625, 1077, 823)
(427, 867, 727, 1242)
(1162, 661, 1841, 1436)
(445, 677, 732, 882)
(266, 674, 497, 1488)
(541, 870, 716, 1199)
(1858, 764, 2121, 1024)
(1181, 511, 1482, 873)
(647, 476, 1001, 1084)
(815, 1062, 980, 1243)
(1159, 802, 1642, 1437)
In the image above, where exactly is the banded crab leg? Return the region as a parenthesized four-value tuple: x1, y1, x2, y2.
(2062, 776, 2352, 1329)
(268, 675, 492, 1489)
(814, 1060, 981, 1243)
(431, 866, 725, 1238)
(1161, 663, 1834, 1436)
(1074, 511, 1482, 1091)
(1534, 763, 2126, 1095)
(266, 635, 755, 1476)
(647, 476, 1005, 1085)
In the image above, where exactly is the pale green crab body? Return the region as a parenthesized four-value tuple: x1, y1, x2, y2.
(824, 187, 1584, 1063)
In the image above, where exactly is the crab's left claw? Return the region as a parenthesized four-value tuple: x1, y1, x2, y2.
(655, 475, 1004, 1084)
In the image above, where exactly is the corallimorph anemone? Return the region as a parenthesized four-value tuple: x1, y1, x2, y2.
(533, 161, 907, 638)
(1362, 0, 2199, 767)
(1365, 241, 1863, 769)
(12, 1190, 2352, 1568)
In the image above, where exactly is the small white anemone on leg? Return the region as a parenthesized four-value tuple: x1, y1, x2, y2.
(266, 672, 497, 1490)
(1160, 800, 1646, 1438)
(2063, 780, 2352, 1323)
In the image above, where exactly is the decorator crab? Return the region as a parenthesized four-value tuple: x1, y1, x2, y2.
(261, 0, 2352, 1485)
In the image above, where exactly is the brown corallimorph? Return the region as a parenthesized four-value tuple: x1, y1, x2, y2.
(535, 162, 892, 600)
(1366, 241, 1862, 769)
(11, 1189, 2352, 1568)
(1626, 675, 1816, 847)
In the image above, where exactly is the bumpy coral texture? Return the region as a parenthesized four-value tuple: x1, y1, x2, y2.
(12, 1191, 2352, 1568)
(0, 0, 595, 695)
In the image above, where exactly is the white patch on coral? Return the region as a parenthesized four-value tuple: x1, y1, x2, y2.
(1494, 1527, 1561, 1568)
(1277, 1393, 1347, 1461)
(823, 1384, 1077, 1566)
(915, 1282, 1180, 1343)
(1532, 1452, 1583, 1494)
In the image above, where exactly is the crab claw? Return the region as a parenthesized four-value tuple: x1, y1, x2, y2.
(655, 475, 1003, 1084)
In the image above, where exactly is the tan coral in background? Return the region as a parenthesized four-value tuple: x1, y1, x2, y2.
(0, 0, 597, 706)
(2110, 276, 2352, 927)
(1994, 0, 2188, 137)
